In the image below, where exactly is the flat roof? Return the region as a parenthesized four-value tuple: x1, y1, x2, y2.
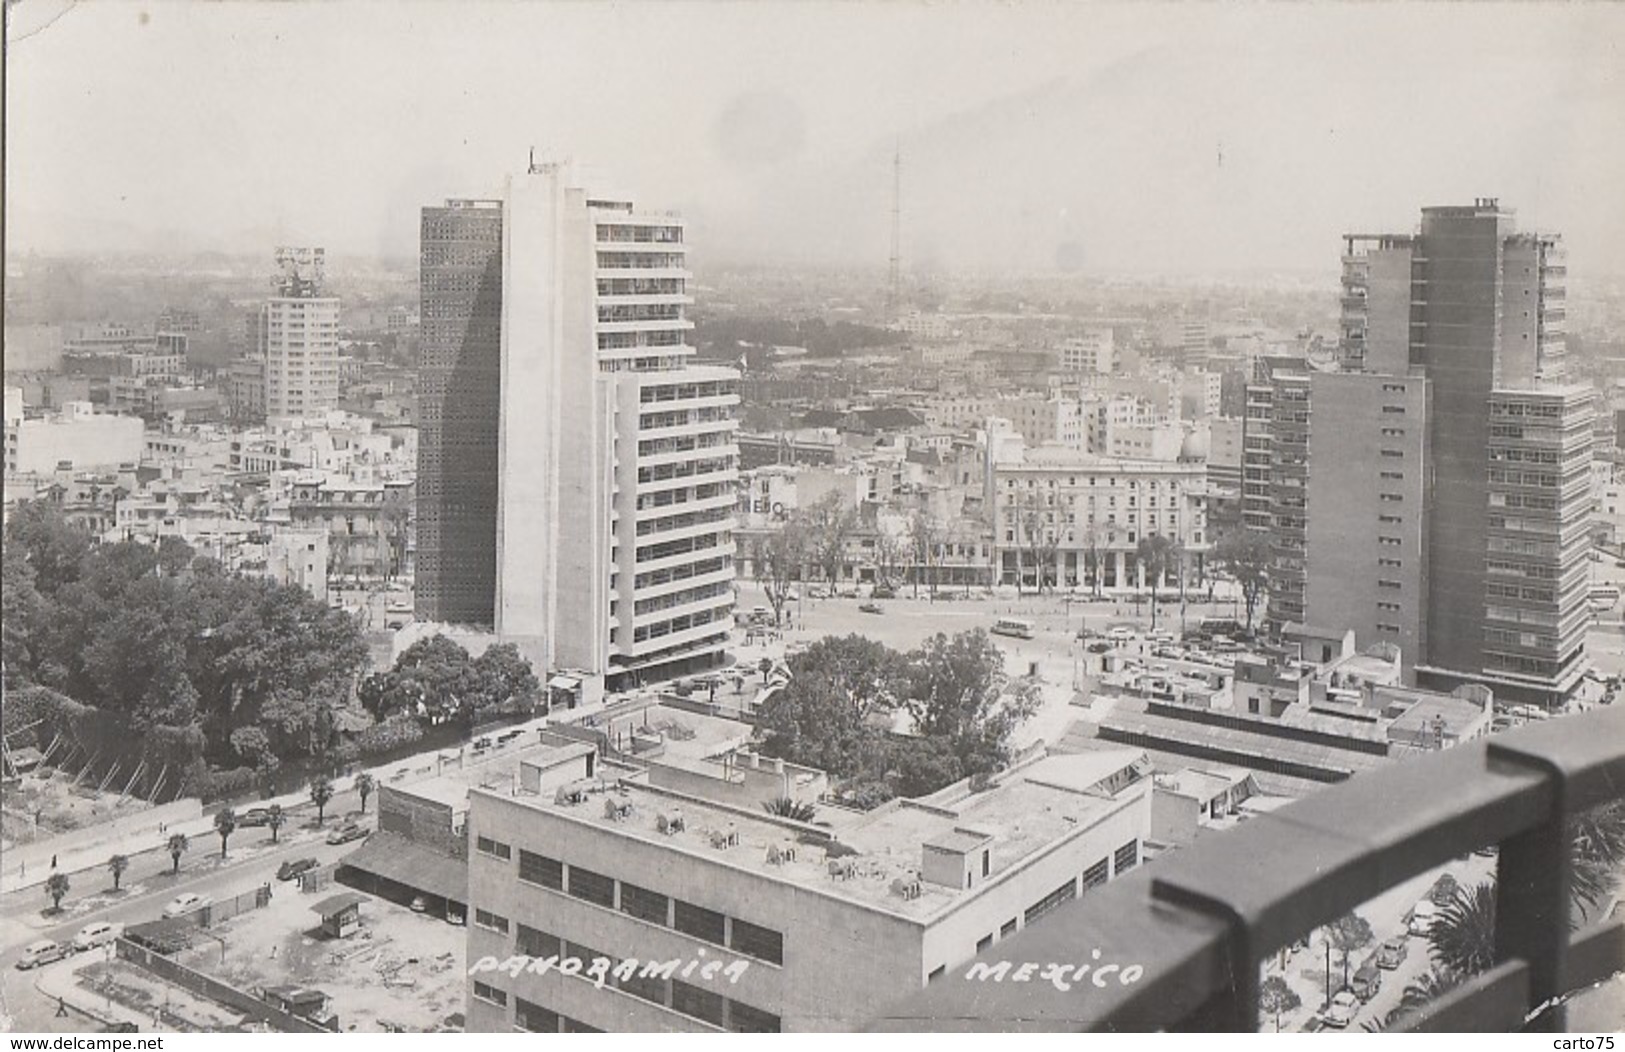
(1098, 709, 1388, 780)
(476, 749, 1149, 922)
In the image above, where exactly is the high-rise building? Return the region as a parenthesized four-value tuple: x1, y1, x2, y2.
(418, 163, 739, 685)
(1242, 357, 1310, 629)
(1305, 200, 1591, 704)
(417, 200, 504, 626)
(263, 247, 340, 424)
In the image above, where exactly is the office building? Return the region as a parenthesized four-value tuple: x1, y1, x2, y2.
(417, 199, 504, 626)
(1058, 328, 1115, 375)
(464, 736, 1153, 1032)
(1242, 357, 1311, 628)
(263, 247, 341, 424)
(1311, 200, 1591, 704)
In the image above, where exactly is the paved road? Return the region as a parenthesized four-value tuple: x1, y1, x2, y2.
(0, 809, 364, 1033)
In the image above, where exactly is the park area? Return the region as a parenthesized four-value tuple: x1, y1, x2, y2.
(174, 882, 466, 1033)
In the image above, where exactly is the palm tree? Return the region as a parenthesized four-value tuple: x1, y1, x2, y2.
(1367, 967, 1463, 1031)
(107, 854, 129, 892)
(309, 776, 334, 826)
(266, 804, 285, 843)
(355, 772, 376, 814)
(167, 833, 189, 874)
(214, 808, 237, 859)
(1428, 881, 1496, 978)
(1325, 912, 1375, 990)
(762, 797, 817, 822)
(45, 872, 70, 913)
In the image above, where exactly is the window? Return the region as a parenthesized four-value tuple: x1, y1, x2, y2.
(1024, 879, 1078, 925)
(518, 849, 562, 890)
(674, 899, 726, 945)
(672, 980, 726, 1027)
(472, 981, 507, 1007)
(475, 835, 511, 861)
(1000, 918, 1018, 938)
(567, 865, 616, 908)
(1114, 839, 1139, 874)
(977, 933, 994, 953)
(516, 924, 559, 959)
(474, 908, 509, 934)
(728, 1001, 782, 1033)
(928, 965, 946, 983)
(620, 881, 669, 925)
(1083, 858, 1110, 889)
(729, 917, 784, 966)
(514, 997, 557, 1033)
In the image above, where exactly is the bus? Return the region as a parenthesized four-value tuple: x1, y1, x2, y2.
(991, 617, 1035, 640)
(1591, 584, 1621, 611)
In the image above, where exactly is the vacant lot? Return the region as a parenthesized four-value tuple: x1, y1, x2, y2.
(179, 881, 466, 1032)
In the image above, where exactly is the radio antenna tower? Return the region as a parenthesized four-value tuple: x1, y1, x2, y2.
(886, 136, 902, 326)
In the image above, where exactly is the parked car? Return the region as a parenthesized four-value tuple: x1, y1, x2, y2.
(327, 823, 367, 845)
(410, 896, 429, 913)
(859, 602, 884, 615)
(1407, 899, 1439, 937)
(1429, 874, 1461, 906)
(16, 940, 70, 970)
(871, 585, 897, 600)
(1375, 937, 1408, 970)
(1317, 990, 1361, 1028)
(277, 857, 320, 882)
(1086, 642, 1111, 654)
(239, 807, 271, 828)
(1107, 626, 1134, 641)
(1351, 961, 1383, 1002)
(162, 893, 212, 919)
(473, 736, 493, 750)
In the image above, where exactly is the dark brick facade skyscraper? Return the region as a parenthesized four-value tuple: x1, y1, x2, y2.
(416, 200, 503, 626)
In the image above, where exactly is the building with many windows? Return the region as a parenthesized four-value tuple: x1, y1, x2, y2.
(464, 740, 1153, 1032)
(262, 247, 341, 424)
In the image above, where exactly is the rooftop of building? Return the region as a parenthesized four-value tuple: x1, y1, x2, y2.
(478, 746, 1152, 923)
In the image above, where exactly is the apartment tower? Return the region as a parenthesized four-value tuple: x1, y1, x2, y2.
(263, 247, 340, 424)
(1310, 200, 1590, 704)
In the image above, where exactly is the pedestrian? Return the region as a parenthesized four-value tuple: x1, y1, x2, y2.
(18, 861, 24, 879)
(51, 854, 57, 869)
(56, 996, 68, 1018)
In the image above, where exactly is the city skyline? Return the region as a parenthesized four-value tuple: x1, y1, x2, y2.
(7, 2, 1625, 278)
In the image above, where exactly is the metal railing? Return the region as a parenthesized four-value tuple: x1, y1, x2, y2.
(869, 706, 1625, 1032)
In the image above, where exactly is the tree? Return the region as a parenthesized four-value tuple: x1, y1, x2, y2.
(1080, 523, 1104, 597)
(762, 797, 816, 822)
(1015, 491, 1058, 595)
(803, 492, 857, 587)
(905, 510, 940, 599)
(167, 833, 189, 874)
(1325, 912, 1376, 990)
(1371, 968, 1463, 1031)
(4, 500, 91, 595)
(360, 634, 479, 724)
(214, 808, 237, 859)
(751, 522, 806, 627)
(1212, 530, 1272, 633)
(1135, 533, 1177, 632)
(1, 554, 45, 683)
(906, 630, 1041, 778)
(355, 773, 376, 814)
(1427, 881, 1496, 978)
(470, 643, 541, 714)
(1258, 974, 1301, 1032)
(266, 804, 285, 843)
(107, 854, 129, 892)
(756, 635, 909, 779)
(873, 527, 908, 590)
(309, 776, 335, 825)
(45, 872, 70, 913)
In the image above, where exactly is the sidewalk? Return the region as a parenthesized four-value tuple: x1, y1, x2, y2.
(32, 953, 148, 1032)
(1, 773, 363, 898)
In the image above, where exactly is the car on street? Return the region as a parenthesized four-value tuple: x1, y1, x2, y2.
(1107, 626, 1134, 641)
(72, 922, 124, 952)
(1375, 937, 1408, 970)
(1406, 899, 1438, 937)
(326, 822, 367, 845)
(871, 585, 897, 600)
(1352, 961, 1383, 1002)
(277, 857, 320, 882)
(859, 602, 884, 614)
(239, 807, 271, 827)
(1317, 990, 1361, 1028)
(16, 940, 70, 970)
(1086, 642, 1112, 654)
(162, 893, 212, 918)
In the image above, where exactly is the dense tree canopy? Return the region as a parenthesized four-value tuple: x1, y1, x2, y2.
(2, 506, 370, 777)
(756, 629, 1039, 805)
(359, 636, 540, 725)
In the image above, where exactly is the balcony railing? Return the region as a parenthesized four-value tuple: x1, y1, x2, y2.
(869, 707, 1625, 1033)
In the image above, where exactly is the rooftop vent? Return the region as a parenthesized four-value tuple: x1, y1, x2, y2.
(656, 809, 686, 835)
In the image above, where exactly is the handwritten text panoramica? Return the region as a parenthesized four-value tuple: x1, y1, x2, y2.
(470, 952, 750, 990)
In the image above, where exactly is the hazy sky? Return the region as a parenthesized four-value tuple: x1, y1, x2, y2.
(7, 1, 1624, 277)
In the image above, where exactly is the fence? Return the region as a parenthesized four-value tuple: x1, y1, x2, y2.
(114, 938, 333, 1033)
